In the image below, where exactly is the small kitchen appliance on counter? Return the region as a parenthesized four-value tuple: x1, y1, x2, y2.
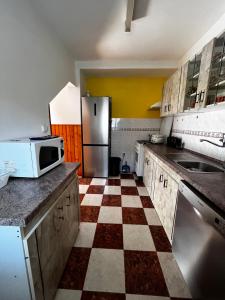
(0, 136, 64, 178)
(150, 134, 165, 144)
(167, 136, 184, 149)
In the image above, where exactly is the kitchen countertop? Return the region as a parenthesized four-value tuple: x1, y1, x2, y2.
(144, 144, 225, 215)
(0, 162, 80, 226)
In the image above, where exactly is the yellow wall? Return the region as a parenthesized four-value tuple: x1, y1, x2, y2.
(86, 77, 166, 118)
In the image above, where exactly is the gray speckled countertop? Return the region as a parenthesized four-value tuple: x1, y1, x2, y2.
(145, 144, 225, 214)
(0, 162, 80, 226)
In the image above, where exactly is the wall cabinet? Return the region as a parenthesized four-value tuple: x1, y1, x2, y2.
(143, 148, 180, 242)
(161, 68, 181, 117)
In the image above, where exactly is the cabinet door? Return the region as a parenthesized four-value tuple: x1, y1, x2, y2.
(178, 62, 188, 112)
(160, 175, 178, 242)
(160, 79, 171, 117)
(24, 232, 44, 300)
(63, 177, 80, 261)
(196, 39, 215, 108)
(170, 68, 181, 114)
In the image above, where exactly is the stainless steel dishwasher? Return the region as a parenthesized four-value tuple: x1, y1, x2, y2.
(173, 181, 225, 300)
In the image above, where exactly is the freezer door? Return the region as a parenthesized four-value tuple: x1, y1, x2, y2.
(83, 146, 109, 177)
(82, 97, 110, 145)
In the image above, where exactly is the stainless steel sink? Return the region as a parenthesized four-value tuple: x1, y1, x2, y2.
(175, 161, 224, 173)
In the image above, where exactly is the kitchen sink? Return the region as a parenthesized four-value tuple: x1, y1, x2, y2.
(175, 161, 224, 173)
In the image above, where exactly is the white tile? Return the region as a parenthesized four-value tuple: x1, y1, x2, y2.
(98, 207, 122, 224)
(79, 185, 89, 194)
(123, 224, 155, 251)
(158, 252, 192, 298)
(55, 289, 81, 300)
(121, 179, 136, 186)
(84, 248, 125, 293)
(104, 186, 121, 195)
(144, 208, 162, 225)
(81, 194, 103, 206)
(137, 187, 148, 196)
(126, 295, 170, 300)
(74, 222, 97, 248)
(121, 196, 142, 208)
(91, 178, 106, 185)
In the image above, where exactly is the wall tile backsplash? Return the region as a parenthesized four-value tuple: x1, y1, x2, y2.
(111, 118, 161, 171)
(172, 109, 225, 161)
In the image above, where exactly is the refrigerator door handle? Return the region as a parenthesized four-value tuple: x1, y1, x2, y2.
(94, 103, 97, 116)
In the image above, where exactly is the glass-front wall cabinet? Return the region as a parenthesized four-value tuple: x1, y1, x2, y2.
(184, 53, 202, 110)
(207, 32, 225, 106)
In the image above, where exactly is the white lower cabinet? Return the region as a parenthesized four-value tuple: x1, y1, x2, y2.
(144, 148, 180, 242)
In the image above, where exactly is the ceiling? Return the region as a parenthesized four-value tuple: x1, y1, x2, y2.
(31, 0, 225, 62)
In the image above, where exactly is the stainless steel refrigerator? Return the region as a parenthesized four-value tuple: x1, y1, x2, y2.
(81, 96, 111, 177)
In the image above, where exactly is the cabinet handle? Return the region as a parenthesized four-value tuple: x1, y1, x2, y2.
(168, 104, 171, 112)
(164, 105, 167, 112)
(200, 90, 205, 102)
(66, 195, 71, 199)
(146, 159, 150, 165)
(195, 93, 200, 103)
(57, 206, 63, 210)
(58, 216, 64, 220)
(159, 174, 164, 182)
(163, 179, 168, 188)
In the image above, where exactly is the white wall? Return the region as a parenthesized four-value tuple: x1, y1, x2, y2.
(112, 118, 161, 171)
(0, 0, 75, 140)
(172, 108, 225, 161)
(50, 83, 81, 124)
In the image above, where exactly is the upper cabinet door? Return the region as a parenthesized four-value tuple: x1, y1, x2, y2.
(170, 68, 182, 114)
(206, 32, 225, 107)
(178, 62, 188, 113)
(196, 39, 215, 108)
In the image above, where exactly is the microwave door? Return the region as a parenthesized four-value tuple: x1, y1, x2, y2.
(82, 97, 110, 145)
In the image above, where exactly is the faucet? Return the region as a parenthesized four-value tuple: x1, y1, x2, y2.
(200, 134, 225, 148)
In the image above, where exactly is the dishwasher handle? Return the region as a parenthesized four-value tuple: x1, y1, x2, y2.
(179, 181, 225, 236)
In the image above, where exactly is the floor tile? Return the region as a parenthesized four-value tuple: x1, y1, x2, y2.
(104, 186, 121, 195)
(93, 223, 123, 249)
(87, 185, 105, 194)
(157, 252, 191, 299)
(121, 186, 139, 195)
(121, 179, 136, 187)
(124, 250, 169, 296)
(120, 174, 134, 179)
(102, 195, 122, 206)
(140, 196, 154, 208)
(121, 196, 142, 208)
(82, 291, 126, 300)
(122, 208, 147, 225)
(80, 206, 100, 222)
(84, 248, 125, 293)
(59, 247, 91, 290)
(81, 194, 103, 206)
(144, 208, 162, 226)
(79, 185, 89, 194)
(98, 207, 122, 224)
(126, 295, 170, 300)
(80, 194, 85, 203)
(106, 179, 121, 186)
(149, 226, 172, 252)
(55, 289, 82, 300)
(135, 180, 145, 187)
(79, 178, 92, 185)
(91, 178, 106, 185)
(137, 187, 149, 196)
(123, 225, 155, 251)
(74, 222, 97, 248)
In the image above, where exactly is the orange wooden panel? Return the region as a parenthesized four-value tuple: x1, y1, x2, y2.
(51, 124, 82, 176)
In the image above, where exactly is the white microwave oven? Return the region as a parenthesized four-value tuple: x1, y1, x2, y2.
(0, 137, 64, 178)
